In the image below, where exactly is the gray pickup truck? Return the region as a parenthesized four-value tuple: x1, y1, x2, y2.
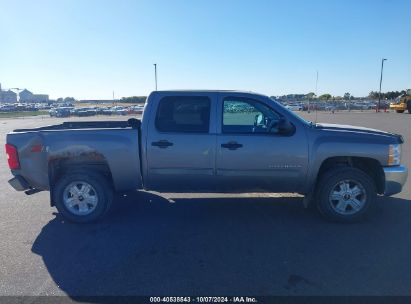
(5, 90, 408, 223)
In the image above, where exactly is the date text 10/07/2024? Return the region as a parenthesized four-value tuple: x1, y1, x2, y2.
(149, 297, 258, 303)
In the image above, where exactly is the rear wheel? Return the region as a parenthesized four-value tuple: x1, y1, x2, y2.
(316, 167, 376, 223)
(407, 101, 411, 114)
(53, 171, 113, 223)
(396, 110, 405, 113)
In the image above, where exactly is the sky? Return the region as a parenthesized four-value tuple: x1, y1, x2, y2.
(0, 0, 410, 100)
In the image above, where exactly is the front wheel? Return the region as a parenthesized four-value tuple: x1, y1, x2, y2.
(53, 171, 113, 223)
(316, 167, 376, 223)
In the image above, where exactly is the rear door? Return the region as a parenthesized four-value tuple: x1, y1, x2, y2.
(145, 93, 217, 191)
(215, 94, 308, 192)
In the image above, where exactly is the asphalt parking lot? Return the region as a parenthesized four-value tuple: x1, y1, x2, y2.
(1, 111, 411, 297)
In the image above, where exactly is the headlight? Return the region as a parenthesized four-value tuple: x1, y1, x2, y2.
(388, 144, 401, 166)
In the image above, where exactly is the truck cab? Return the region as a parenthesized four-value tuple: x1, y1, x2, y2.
(141, 91, 308, 193)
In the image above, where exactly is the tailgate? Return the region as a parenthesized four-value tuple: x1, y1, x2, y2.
(6, 132, 49, 190)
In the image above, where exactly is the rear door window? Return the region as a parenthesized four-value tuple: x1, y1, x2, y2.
(155, 96, 211, 133)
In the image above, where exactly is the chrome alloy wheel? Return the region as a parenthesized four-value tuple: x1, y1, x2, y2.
(63, 181, 98, 216)
(328, 180, 367, 215)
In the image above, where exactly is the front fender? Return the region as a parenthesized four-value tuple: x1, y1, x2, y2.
(306, 135, 387, 192)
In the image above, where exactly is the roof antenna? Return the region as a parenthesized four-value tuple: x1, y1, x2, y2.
(153, 63, 158, 91)
(315, 70, 319, 124)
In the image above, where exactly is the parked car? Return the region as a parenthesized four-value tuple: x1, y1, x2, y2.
(102, 107, 113, 115)
(94, 107, 106, 115)
(111, 106, 128, 115)
(50, 107, 71, 117)
(285, 104, 303, 111)
(49, 108, 56, 117)
(128, 105, 144, 115)
(77, 108, 96, 117)
(5, 90, 408, 223)
(0, 105, 16, 112)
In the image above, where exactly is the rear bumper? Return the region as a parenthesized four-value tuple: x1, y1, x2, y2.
(383, 165, 408, 196)
(8, 175, 30, 191)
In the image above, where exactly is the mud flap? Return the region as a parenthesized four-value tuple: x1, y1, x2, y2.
(303, 192, 314, 209)
(50, 189, 55, 207)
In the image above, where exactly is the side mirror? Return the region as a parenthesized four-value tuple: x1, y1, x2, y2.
(278, 117, 294, 135)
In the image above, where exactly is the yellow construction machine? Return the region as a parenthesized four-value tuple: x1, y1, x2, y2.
(390, 88, 411, 113)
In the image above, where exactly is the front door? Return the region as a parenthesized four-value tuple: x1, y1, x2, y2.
(146, 94, 217, 192)
(215, 95, 308, 192)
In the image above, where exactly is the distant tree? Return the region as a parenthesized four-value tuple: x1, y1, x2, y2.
(305, 92, 316, 99)
(369, 90, 404, 100)
(319, 94, 332, 101)
(343, 92, 351, 100)
(368, 91, 379, 99)
(64, 97, 76, 103)
(121, 96, 147, 104)
(385, 91, 403, 100)
(56, 97, 64, 103)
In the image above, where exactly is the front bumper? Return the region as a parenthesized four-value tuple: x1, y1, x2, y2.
(383, 165, 408, 196)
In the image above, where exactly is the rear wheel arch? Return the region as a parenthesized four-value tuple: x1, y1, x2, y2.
(48, 157, 115, 206)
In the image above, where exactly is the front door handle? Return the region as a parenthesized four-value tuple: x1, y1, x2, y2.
(221, 141, 243, 150)
(152, 140, 173, 148)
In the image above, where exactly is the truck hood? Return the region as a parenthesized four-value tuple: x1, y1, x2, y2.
(315, 123, 404, 143)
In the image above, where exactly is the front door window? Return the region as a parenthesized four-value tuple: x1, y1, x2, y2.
(223, 97, 281, 134)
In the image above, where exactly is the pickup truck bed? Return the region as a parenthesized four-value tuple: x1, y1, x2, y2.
(7, 118, 143, 193)
(13, 120, 138, 132)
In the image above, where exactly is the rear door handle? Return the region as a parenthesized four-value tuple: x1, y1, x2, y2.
(152, 140, 173, 148)
(221, 141, 243, 150)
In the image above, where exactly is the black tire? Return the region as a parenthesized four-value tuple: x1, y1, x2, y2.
(407, 100, 411, 114)
(396, 110, 405, 113)
(53, 170, 113, 223)
(316, 167, 376, 223)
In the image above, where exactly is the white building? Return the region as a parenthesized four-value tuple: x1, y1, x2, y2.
(19, 89, 49, 103)
(0, 83, 17, 103)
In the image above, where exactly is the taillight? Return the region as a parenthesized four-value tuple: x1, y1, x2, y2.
(5, 144, 20, 170)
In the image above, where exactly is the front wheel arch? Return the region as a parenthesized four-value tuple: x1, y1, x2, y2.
(314, 156, 384, 195)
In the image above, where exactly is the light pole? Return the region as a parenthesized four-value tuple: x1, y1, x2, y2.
(378, 58, 387, 112)
(153, 64, 158, 91)
(308, 70, 318, 113)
